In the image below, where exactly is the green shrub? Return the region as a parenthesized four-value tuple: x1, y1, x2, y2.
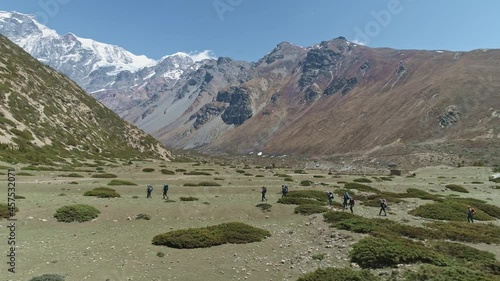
(380, 177, 392, 181)
(152, 222, 270, 249)
(91, 173, 117, 178)
(294, 204, 329, 215)
(445, 184, 469, 193)
(344, 182, 379, 193)
(425, 221, 500, 244)
(313, 175, 325, 178)
(255, 175, 264, 178)
(350, 237, 446, 269)
(236, 169, 245, 174)
(108, 179, 138, 186)
(256, 203, 272, 211)
(142, 168, 155, 173)
(323, 212, 442, 240)
(244, 173, 253, 176)
(15, 195, 25, 199)
(84, 187, 121, 198)
(471, 181, 483, 184)
(17, 172, 34, 176)
(184, 171, 212, 176)
(29, 274, 65, 281)
(277, 197, 324, 206)
(175, 169, 187, 172)
(284, 177, 293, 182)
(198, 181, 221, 186)
(136, 213, 151, 220)
(180, 196, 198, 201)
(300, 180, 314, 186)
(409, 199, 496, 221)
(157, 251, 165, 257)
(402, 265, 497, 281)
(353, 178, 372, 183)
(297, 267, 380, 281)
(294, 169, 307, 174)
(66, 173, 84, 178)
(405, 188, 443, 201)
(432, 241, 496, 263)
(276, 173, 291, 177)
(287, 190, 327, 201)
(161, 169, 175, 175)
(54, 204, 100, 222)
(183, 183, 199, 186)
(311, 253, 326, 261)
(0, 203, 18, 219)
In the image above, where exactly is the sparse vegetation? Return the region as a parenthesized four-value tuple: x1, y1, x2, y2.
(297, 268, 380, 281)
(255, 203, 272, 212)
(445, 184, 469, 193)
(91, 173, 118, 178)
(197, 181, 222, 186)
(84, 187, 121, 198)
(161, 169, 175, 175)
(152, 222, 270, 249)
(184, 171, 212, 176)
(353, 178, 372, 183)
(0, 203, 18, 219)
(294, 204, 329, 215)
(54, 204, 100, 222)
(300, 180, 314, 186)
(107, 179, 138, 186)
(344, 182, 379, 193)
(142, 168, 155, 172)
(350, 236, 446, 269)
(29, 274, 65, 281)
(294, 169, 307, 174)
(180, 196, 199, 201)
(136, 214, 151, 220)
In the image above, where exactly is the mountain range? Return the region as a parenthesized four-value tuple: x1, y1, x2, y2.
(1, 11, 499, 165)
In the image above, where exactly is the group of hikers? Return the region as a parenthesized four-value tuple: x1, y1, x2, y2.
(146, 184, 170, 199)
(260, 184, 392, 215)
(147, 182, 475, 223)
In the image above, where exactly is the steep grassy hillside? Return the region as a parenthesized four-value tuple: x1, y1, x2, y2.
(0, 34, 171, 164)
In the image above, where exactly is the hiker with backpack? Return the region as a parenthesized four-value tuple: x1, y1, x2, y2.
(281, 184, 289, 198)
(379, 198, 387, 216)
(467, 206, 475, 223)
(261, 186, 268, 201)
(348, 198, 355, 214)
(343, 192, 351, 209)
(146, 185, 153, 199)
(163, 184, 169, 200)
(327, 191, 334, 208)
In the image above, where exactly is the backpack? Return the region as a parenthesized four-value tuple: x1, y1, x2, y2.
(147, 185, 153, 192)
(163, 184, 169, 190)
(349, 199, 355, 205)
(328, 192, 334, 199)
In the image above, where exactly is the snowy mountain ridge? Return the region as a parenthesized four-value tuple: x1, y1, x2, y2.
(0, 11, 215, 110)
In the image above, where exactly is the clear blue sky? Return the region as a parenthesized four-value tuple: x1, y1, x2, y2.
(2, 0, 500, 62)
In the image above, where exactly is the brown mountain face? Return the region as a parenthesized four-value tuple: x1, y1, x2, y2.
(142, 37, 500, 163)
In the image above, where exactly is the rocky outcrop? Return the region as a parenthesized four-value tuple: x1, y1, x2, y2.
(190, 103, 227, 129)
(300, 48, 342, 87)
(216, 87, 253, 125)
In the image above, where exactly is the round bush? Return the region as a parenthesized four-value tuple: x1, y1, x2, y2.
(180, 196, 199, 201)
(142, 168, 155, 173)
(84, 187, 121, 198)
(297, 268, 380, 281)
(0, 203, 18, 219)
(353, 178, 373, 183)
(294, 204, 329, 215)
(161, 169, 175, 175)
(152, 222, 270, 249)
(445, 184, 469, 193)
(54, 204, 100, 222)
(350, 237, 445, 269)
(29, 274, 65, 281)
(136, 213, 151, 220)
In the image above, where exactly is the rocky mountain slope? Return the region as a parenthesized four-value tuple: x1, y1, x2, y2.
(0, 34, 171, 164)
(131, 38, 500, 163)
